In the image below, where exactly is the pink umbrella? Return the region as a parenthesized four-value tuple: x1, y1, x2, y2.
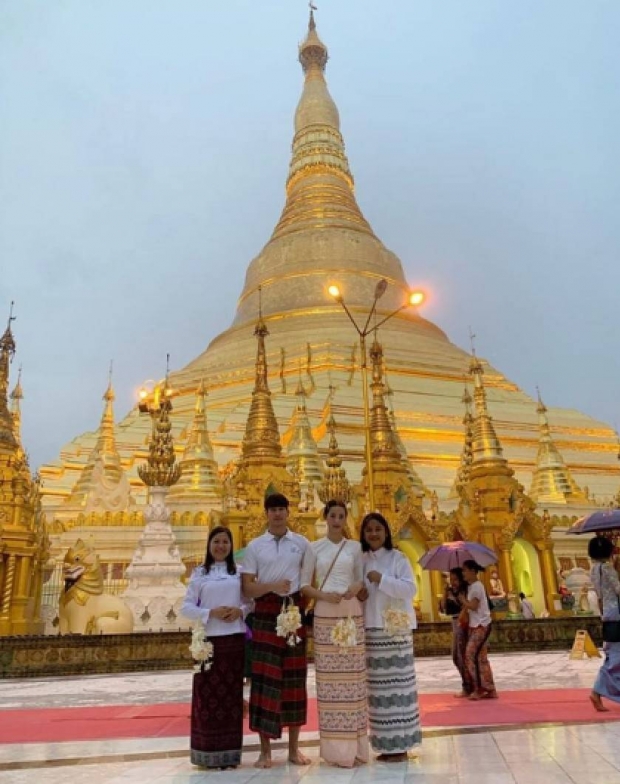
(418, 540, 497, 571)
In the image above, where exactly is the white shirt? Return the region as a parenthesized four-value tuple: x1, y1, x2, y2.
(243, 529, 309, 595)
(181, 563, 251, 637)
(362, 547, 417, 630)
(301, 538, 363, 593)
(467, 581, 491, 628)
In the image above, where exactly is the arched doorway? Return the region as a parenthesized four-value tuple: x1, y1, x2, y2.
(511, 537, 545, 616)
(398, 528, 433, 622)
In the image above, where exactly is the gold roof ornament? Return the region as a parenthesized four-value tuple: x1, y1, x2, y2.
(240, 294, 284, 466)
(286, 373, 324, 488)
(138, 378, 181, 488)
(9, 365, 23, 451)
(67, 369, 124, 506)
(0, 303, 18, 451)
(450, 385, 475, 498)
(369, 338, 401, 465)
(385, 375, 427, 498)
(469, 354, 513, 478)
(168, 380, 221, 503)
(318, 413, 350, 504)
(529, 389, 586, 504)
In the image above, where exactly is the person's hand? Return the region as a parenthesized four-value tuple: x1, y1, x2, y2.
(222, 607, 243, 622)
(343, 589, 356, 600)
(211, 606, 233, 620)
(366, 570, 382, 585)
(357, 586, 369, 602)
(272, 579, 292, 595)
(321, 591, 343, 604)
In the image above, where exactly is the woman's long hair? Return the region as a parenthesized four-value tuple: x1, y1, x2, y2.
(449, 566, 467, 595)
(360, 512, 394, 553)
(202, 526, 236, 575)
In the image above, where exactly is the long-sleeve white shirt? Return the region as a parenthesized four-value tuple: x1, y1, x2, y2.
(181, 563, 252, 637)
(301, 538, 363, 593)
(362, 547, 417, 630)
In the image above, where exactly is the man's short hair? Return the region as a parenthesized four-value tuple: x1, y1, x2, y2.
(264, 492, 290, 511)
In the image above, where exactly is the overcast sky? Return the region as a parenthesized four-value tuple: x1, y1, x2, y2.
(1, 1, 619, 469)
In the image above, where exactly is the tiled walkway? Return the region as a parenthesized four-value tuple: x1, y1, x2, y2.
(1, 652, 619, 783)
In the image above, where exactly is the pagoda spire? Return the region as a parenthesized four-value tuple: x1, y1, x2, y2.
(369, 337, 401, 464)
(318, 413, 350, 503)
(529, 389, 585, 504)
(68, 370, 124, 505)
(286, 373, 324, 487)
(450, 385, 475, 497)
(9, 366, 24, 450)
(469, 354, 512, 477)
(0, 304, 18, 451)
(240, 302, 283, 465)
(385, 377, 426, 497)
(138, 377, 181, 488)
(169, 381, 220, 503)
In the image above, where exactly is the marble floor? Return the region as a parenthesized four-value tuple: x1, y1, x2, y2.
(1, 652, 619, 783)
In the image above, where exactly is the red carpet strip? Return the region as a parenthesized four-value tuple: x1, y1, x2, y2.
(1, 689, 619, 744)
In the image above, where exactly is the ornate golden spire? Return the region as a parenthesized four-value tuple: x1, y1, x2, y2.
(369, 338, 401, 464)
(529, 389, 585, 504)
(469, 354, 512, 476)
(68, 372, 124, 504)
(451, 385, 475, 497)
(269, 10, 371, 242)
(240, 304, 283, 465)
(286, 374, 324, 487)
(0, 304, 18, 451)
(9, 365, 23, 443)
(169, 381, 220, 502)
(318, 413, 350, 503)
(138, 382, 181, 488)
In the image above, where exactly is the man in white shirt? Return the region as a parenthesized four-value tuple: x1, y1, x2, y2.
(242, 493, 310, 769)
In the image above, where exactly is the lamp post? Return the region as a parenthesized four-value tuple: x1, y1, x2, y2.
(328, 280, 426, 511)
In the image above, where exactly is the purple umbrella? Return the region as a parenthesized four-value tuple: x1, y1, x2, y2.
(567, 509, 620, 535)
(418, 540, 497, 571)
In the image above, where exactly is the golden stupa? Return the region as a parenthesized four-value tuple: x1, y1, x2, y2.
(38, 11, 619, 620)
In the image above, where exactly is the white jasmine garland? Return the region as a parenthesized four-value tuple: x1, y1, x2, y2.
(382, 606, 411, 641)
(276, 600, 303, 647)
(189, 624, 214, 673)
(330, 616, 357, 649)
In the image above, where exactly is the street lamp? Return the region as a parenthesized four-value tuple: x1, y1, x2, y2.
(328, 279, 426, 511)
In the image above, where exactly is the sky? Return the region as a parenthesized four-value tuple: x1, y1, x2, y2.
(1, 1, 619, 469)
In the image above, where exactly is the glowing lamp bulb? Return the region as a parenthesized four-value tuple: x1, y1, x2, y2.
(328, 284, 341, 299)
(408, 290, 425, 306)
(138, 388, 148, 400)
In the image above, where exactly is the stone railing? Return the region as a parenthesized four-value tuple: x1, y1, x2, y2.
(0, 616, 603, 679)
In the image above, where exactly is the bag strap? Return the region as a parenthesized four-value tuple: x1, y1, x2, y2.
(319, 540, 347, 591)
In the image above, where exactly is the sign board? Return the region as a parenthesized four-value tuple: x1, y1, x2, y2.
(569, 629, 601, 660)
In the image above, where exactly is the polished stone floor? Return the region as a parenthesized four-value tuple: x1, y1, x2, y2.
(1, 652, 619, 783)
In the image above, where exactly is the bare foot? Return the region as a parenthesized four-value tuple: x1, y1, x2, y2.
(254, 754, 272, 768)
(288, 750, 311, 766)
(453, 691, 470, 698)
(590, 692, 609, 713)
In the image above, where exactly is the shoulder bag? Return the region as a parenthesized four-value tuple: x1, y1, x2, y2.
(303, 540, 347, 627)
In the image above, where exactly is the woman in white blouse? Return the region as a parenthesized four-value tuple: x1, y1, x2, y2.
(181, 526, 251, 770)
(300, 500, 368, 768)
(360, 512, 421, 763)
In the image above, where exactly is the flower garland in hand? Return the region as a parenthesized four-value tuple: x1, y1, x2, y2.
(189, 623, 214, 673)
(276, 600, 303, 647)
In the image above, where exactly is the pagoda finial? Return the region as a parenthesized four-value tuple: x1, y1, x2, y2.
(318, 413, 350, 503)
(240, 300, 283, 464)
(384, 367, 427, 496)
(529, 388, 585, 504)
(9, 365, 24, 447)
(138, 363, 181, 488)
(309, 1, 317, 30)
(468, 352, 510, 471)
(450, 384, 475, 497)
(368, 337, 401, 463)
(0, 302, 18, 449)
(286, 368, 323, 487)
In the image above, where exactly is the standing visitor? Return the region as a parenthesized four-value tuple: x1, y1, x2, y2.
(439, 567, 472, 697)
(519, 592, 535, 619)
(359, 512, 421, 762)
(589, 536, 620, 712)
(181, 526, 250, 769)
(461, 560, 497, 700)
(241, 493, 311, 768)
(300, 499, 368, 768)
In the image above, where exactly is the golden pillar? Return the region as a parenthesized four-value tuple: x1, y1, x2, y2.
(536, 540, 560, 616)
(498, 546, 516, 595)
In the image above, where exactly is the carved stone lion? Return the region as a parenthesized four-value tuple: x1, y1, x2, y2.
(59, 539, 134, 635)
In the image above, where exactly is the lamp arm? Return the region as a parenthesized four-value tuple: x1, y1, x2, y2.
(337, 298, 363, 337)
(372, 303, 408, 332)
